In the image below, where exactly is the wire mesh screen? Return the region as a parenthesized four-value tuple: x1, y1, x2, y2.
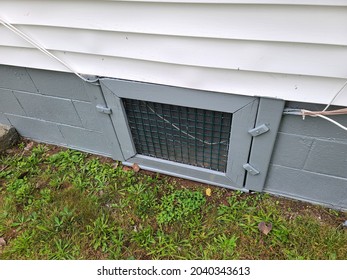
(123, 99, 232, 172)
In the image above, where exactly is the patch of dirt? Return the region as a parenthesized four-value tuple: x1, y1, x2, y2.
(44, 144, 64, 156)
(35, 178, 50, 190)
(271, 195, 347, 228)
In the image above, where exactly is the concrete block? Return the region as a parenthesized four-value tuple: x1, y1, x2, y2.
(304, 139, 347, 178)
(0, 88, 26, 115)
(0, 124, 19, 153)
(0, 113, 11, 126)
(6, 115, 65, 144)
(58, 125, 112, 156)
(14, 91, 83, 127)
(270, 133, 314, 169)
(0, 65, 37, 92)
(265, 164, 347, 210)
(27, 68, 90, 101)
(73, 101, 101, 132)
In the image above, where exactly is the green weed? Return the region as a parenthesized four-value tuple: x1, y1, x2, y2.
(7, 179, 34, 206)
(85, 214, 120, 253)
(157, 189, 206, 224)
(212, 234, 238, 259)
(0, 141, 346, 260)
(48, 239, 77, 260)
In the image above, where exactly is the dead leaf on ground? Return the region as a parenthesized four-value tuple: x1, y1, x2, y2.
(0, 237, 6, 246)
(132, 163, 140, 173)
(24, 141, 34, 151)
(222, 199, 229, 206)
(205, 188, 212, 197)
(122, 166, 132, 172)
(258, 222, 273, 235)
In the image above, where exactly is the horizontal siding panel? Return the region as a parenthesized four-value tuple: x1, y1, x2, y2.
(2, 0, 347, 6)
(106, 0, 347, 5)
(1, 1, 347, 105)
(1, 1, 347, 45)
(1, 25, 347, 79)
(1, 46, 347, 106)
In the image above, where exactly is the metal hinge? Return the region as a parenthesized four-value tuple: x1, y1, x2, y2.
(243, 163, 260, 176)
(248, 124, 270, 137)
(96, 104, 112, 115)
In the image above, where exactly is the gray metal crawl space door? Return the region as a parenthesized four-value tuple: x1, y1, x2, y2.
(99, 79, 284, 192)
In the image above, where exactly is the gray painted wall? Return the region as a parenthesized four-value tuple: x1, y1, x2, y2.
(1, 65, 346, 210)
(266, 102, 347, 210)
(0, 65, 114, 157)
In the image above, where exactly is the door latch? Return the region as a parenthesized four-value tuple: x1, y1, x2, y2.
(248, 124, 270, 137)
(96, 104, 112, 115)
(243, 163, 260, 176)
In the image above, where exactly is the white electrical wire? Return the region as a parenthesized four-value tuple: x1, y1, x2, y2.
(323, 80, 347, 112)
(145, 103, 228, 146)
(301, 109, 347, 131)
(282, 70, 347, 131)
(0, 17, 99, 84)
(284, 108, 347, 131)
(314, 114, 347, 131)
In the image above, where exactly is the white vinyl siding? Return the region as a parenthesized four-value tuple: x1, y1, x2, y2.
(1, 0, 347, 105)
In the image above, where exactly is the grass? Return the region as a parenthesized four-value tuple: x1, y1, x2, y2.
(0, 140, 346, 260)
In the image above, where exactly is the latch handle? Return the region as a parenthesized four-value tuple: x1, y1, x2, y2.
(243, 163, 260, 176)
(96, 104, 112, 115)
(248, 124, 270, 137)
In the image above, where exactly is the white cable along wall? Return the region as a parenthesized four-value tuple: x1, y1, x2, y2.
(283, 80, 347, 132)
(0, 17, 99, 84)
